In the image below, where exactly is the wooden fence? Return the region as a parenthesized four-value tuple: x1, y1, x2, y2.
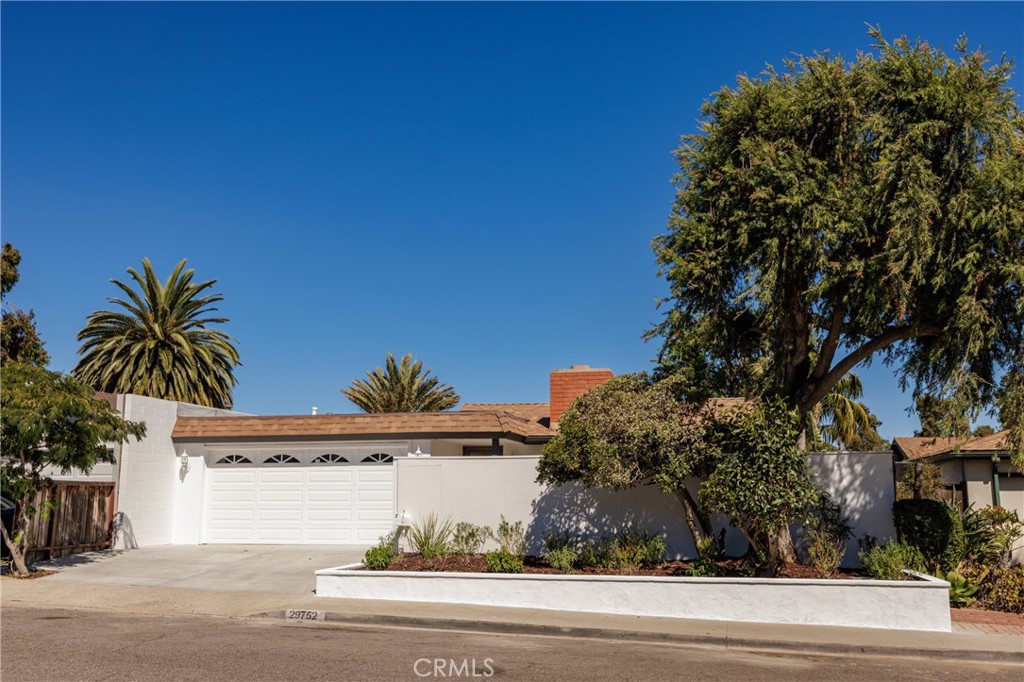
(21, 482, 116, 564)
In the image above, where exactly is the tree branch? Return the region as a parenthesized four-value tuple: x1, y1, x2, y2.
(812, 300, 847, 382)
(796, 322, 941, 413)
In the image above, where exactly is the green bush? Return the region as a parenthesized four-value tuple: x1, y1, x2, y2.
(806, 527, 845, 578)
(544, 546, 577, 573)
(410, 513, 454, 561)
(485, 549, 524, 574)
(983, 567, 1024, 614)
(363, 531, 399, 570)
(451, 522, 490, 558)
(893, 499, 966, 571)
(577, 537, 616, 568)
(494, 516, 526, 558)
(859, 541, 926, 581)
(611, 529, 666, 571)
(543, 531, 574, 553)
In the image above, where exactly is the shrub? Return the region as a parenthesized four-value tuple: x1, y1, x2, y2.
(983, 566, 1024, 614)
(611, 529, 666, 571)
(545, 546, 578, 573)
(806, 527, 845, 578)
(494, 515, 526, 558)
(577, 537, 616, 569)
(485, 549, 524, 574)
(363, 531, 399, 570)
(410, 513, 454, 561)
(977, 506, 1024, 570)
(892, 499, 966, 571)
(686, 535, 725, 577)
(543, 531, 574, 553)
(451, 522, 490, 558)
(859, 541, 926, 581)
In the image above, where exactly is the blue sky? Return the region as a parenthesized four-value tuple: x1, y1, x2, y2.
(3, 2, 1021, 438)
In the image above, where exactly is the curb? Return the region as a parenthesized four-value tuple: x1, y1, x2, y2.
(251, 610, 1024, 665)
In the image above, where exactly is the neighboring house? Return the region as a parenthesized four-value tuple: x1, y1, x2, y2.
(106, 365, 612, 549)
(892, 431, 1023, 516)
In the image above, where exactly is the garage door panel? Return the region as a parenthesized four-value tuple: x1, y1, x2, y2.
(258, 489, 303, 503)
(308, 489, 351, 502)
(204, 463, 393, 544)
(356, 469, 394, 483)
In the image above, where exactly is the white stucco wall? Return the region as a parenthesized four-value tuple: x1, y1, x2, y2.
(809, 451, 898, 566)
(114, 395, 246, 549)
(114, 395, 181, 548)
(395, 453, 898, 562)
(316, 566, 952, 632)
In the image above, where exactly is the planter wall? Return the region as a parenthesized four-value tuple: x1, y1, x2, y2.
(315, 565, 951, 632)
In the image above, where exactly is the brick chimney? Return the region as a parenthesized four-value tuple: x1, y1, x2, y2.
(549, 365, 614, 427)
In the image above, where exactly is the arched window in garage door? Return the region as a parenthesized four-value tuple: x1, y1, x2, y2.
(215, 455, 253, 464)
(264, 454, 300, 464)
(362, 453, 394, 464)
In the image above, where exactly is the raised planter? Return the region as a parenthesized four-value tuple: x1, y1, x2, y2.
(315, 564, 951, 632)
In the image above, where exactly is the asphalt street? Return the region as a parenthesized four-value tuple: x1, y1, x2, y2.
(2, 606, 1018, 682)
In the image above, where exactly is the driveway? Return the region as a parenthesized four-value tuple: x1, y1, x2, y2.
(38, 545, 366, 595)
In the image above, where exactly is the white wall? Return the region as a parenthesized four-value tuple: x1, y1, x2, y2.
(808, 452, 898, 566)
(115, 395, 246, 549)
(114, 395, 181, 548)
(395, 453, 899, 563)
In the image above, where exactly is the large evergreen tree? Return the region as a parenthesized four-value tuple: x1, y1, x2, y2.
(651, 29, 1024, 469)
(73, 258, 240, 408)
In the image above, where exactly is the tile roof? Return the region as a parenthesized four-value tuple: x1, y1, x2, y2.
(172, 410, 555, 443)
(461, 403, 550, 423)
(893, 430, 1011, 460)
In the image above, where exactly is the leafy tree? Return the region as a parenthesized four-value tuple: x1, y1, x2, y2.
(73, 258, 240, 409)
(1, 243, 49, 367)
(914, 394, 971, 438)
(1, 363, 145, 576)
(651, 28, 1024, 492)
(342, 352, 460, 413)
(973, 424, 997, 438)
(537, 374, 717, 548)
(701, 400, 820, 574)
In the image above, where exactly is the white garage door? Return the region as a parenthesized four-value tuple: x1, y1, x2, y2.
(203, 454, 395, 545)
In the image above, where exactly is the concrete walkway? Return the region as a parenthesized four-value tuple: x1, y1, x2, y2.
(34, 545, 366, 594)
(4, 546, 1022, 665)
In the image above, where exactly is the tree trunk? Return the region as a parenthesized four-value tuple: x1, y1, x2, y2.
(673, 487, 712, 551)
(0, 519, 30, 577)
(769, 526, 797, 573)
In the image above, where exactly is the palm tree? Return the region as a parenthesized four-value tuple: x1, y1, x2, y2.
(807, 372, 880, 450)
(73, 258, 240, 408)
(342, 353, 460, 412)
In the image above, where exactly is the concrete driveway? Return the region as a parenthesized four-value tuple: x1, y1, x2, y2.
(39, 545, 366, 595)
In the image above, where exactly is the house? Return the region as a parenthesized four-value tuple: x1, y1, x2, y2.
(892, 430, 1023, 522)
(58, 364, 899, 563)
(106, 365, 612, 549)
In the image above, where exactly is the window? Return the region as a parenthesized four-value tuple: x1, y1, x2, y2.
(361, 453, 394, 464)
(215, 455, 252, 464)
(312, 453, 349, 464)
(264, 454, 300, 464)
